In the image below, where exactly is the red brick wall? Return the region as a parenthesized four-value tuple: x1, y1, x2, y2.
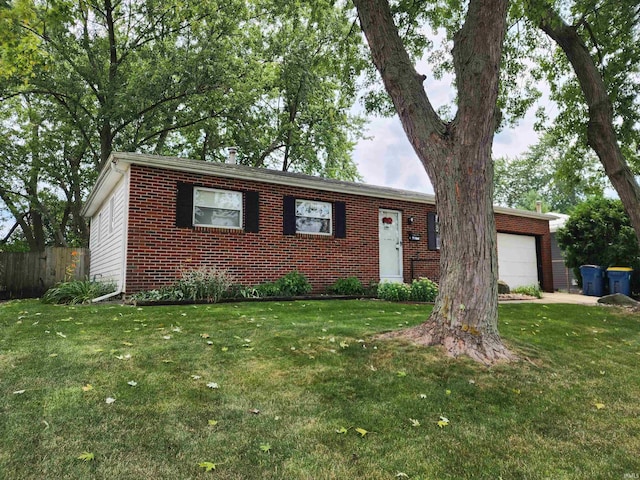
(125, 165, 553, 293)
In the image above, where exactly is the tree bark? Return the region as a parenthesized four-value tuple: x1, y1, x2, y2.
(354, 0, 515, 364)
(538, 9, 640, 243)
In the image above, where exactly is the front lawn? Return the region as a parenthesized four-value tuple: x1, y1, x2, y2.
(1, 299, 639, 479)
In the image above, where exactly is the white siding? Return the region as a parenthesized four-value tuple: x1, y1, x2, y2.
(497, 233, 539, 289)
(89, 172, 128, 290)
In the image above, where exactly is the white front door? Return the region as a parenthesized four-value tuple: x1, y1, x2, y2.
(379, 209, 403, 282)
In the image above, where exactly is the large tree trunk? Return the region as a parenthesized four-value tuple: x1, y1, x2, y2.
(354, 0, 515, 364)
(538, 10, 640, 243)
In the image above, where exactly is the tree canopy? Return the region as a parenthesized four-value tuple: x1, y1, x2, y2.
(0, 0, 365, 248)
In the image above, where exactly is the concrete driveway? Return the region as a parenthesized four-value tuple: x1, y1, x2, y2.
(501, 292, 600, 305)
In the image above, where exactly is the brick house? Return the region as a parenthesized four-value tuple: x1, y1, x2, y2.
(82, 152, 554, 296)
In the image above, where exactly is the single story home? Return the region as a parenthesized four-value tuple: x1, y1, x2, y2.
(81, 152, 554, 296)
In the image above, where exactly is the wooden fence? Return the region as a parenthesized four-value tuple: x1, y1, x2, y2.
(0, 247, 90, 298)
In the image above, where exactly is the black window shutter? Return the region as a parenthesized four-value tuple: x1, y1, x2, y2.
(176, 182, 194, 228)
(283, 196, 296, 235)
(334, 201, 346, 238)
(244, 191, 259, 233)
(427, 211, 438, 250)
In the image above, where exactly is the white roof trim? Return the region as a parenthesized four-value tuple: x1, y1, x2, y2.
(82, 152, 556, 222)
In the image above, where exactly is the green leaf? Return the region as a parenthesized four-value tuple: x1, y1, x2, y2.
(198, 461, 217, 471)
(260, 443, 271, 453)
(208, 419, 218, 426)
(335, 426, 348, 434)
(77, 451, 94, 462)
(355, 427, 369, 437)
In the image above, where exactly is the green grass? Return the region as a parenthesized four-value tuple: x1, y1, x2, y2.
(1, 299, 639, 479)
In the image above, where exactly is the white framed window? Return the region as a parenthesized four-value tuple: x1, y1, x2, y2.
(295, 199, 332, 235)
(193, 187, 243, 229)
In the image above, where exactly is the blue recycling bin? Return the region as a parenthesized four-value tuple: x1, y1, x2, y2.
(580, 265, 605, 296)
(606, 267, 633, 296)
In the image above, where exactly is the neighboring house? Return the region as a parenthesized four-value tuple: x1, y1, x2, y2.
(549, 213, 579, 292)
(81, 153, 555, 296)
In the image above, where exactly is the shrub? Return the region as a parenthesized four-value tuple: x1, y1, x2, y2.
(42, 280, 116, 305)
(225, 284, 260, 299)
(274, 271, 312, 297)
(377, 281, 411, 302)
(254, 281, 282, 298)
(556, 197, 640, 290)
(410, 278, 439, 302)
(328, 277, 365, 296)
(175, 266, 233, 302)
(512, 284, 542, 298)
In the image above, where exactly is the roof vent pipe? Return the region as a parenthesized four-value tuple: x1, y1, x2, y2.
(227, 146, 238, 165)
(535, 200, 542, 214)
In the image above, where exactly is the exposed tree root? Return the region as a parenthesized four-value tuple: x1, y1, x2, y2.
(376, 321, 518, 366)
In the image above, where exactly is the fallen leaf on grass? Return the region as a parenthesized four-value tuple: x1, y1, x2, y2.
(259, 443, 271, 453)
(56, 332, 67, 338)
(191, 375, 202, 380)
(198, 461, 218, 472)
(335, 426, 348, 434)
(81, 384, 93, 392)
(122, 341, 133, 346)
(395, 473, 409, 478)
(396, 371, 407, 377)
(77, 452, 94, 462)
(594, 402, 605, 410)
(200, 333, 210, 338)
(249, 408, 260, 415)
(206, 382, 219, 389)
(105, 397, 116, 404)
(13, 390, 26, 395)
(437, 416, 449, 428)
(355, 427, 369, 437)
(208, 419, 218, 426)
(409, 418, 420, 427)
(127, 381, 137, 387)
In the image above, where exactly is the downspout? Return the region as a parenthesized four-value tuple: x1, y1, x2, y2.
(92, 289, 123, 303)
(91, 159, 129, 303)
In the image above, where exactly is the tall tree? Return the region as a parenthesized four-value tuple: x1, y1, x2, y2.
(0, 0, 366, 247)
(524, 1, 640, 241)
(354, 0, 514, 364)
(494, 132, 606, 213)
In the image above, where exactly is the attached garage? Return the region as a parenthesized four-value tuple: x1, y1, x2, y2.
(497, 233, 540, 289)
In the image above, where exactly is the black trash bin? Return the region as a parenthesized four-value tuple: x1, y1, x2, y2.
(606, 267, 633, 296)
(579, 265, 605, 297)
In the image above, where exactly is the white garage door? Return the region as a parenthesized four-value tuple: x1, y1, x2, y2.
(497, 233, 539, 289)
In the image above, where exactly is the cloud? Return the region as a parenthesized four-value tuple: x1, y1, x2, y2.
(353, 116, 433, 194)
